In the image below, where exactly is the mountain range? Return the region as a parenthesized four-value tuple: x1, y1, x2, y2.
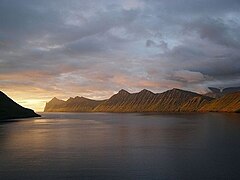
(44, 88, 240, 113)
(44, 96, 105, 112)
(206, 86, 240, 98)
(0, 91, 40, 120)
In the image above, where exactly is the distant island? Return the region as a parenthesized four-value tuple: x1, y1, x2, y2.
(0, 91, 40, 120)
(45, 88, 240, 113)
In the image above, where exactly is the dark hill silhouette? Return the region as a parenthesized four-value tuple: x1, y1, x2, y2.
(0, 91, 40, 120)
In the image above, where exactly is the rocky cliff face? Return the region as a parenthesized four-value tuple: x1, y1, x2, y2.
(147, 89, 206, 112)
(44, 96, 105, 112)
(0, 91, 40, 120)
(44, 88, 240, 113)
(45, 89, 215, 113)
(44, 97, 65, 112)
(94, 88, 208, 112)
(180, 96, 214, 112)
(93, 89, 158, 112)
(200, 92, 240, 113)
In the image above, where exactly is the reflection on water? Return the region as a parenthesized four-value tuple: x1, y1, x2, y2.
(0, 112, 240, 179)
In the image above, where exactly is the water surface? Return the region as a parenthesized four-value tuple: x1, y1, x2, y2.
(0, 112, 240, 179)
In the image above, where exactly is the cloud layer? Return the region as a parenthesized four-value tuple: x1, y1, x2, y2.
(1, 0, 240, 111)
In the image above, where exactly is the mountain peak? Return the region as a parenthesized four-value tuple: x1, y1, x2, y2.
(139, 89, 154, 95)
(171, 88, 181, 92)
(74, 96, 89, 101)
(170, 88, 196, 94)
(75, 96, 84, 99)
(162, 88, 200, 98)
(66, 97, 74, 102)
(140, 89, 148, 92)
(52, 97, 60, 101)
(118, 89, 130, 95)
(49, 97, 64, 103)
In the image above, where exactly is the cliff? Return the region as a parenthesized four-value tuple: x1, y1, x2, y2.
(147, 88, 208, 112)
(93, 89, 158, 112)
(180, 96, 214, 112)
(45, 89, 214, 113)
(93, 88, 210, 112)
(200, 92, 240, 113)
(44, 88, 240, 113)
(0, 91, 40, 120)
(44, 96, 105, 112)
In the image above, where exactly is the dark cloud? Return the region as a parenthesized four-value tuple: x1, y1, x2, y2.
(186, 18, 240, 48)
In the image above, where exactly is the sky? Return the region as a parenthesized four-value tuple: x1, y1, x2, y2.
(0, 0, 240, 111)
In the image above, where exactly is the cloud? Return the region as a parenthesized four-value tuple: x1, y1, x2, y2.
(146, 39, 168, 50)
(1, 0, 240, 110)
(186, 18, 240, 48)
(170, 70, 207, 83)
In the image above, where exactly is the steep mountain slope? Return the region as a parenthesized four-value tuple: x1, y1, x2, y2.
(148, 89, 211, 112)
(44, 96, 105, 112)
(93, 89, 159, 112)
(0, 91, 40, 120)
(44, 88, 240, 113)
(200, 92, 240, 113)
(180, 96, 214, 112)
(44, 97, 66, 112)
(93, 88, 209, 112)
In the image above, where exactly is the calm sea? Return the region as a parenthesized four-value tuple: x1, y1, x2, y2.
(0, 112, 240, 179)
